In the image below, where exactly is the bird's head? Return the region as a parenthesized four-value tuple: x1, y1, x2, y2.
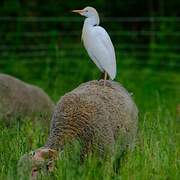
(18, 147, 58, 179)
(72, 6, 99, 19)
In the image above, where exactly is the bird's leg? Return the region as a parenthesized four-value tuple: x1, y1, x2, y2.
(99, 72, 105, 80)
(104, 72, 107, 86)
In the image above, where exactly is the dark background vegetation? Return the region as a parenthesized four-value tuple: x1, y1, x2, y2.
(0, 0, 179, 101)
(1, 0, 180, 58)
(0, 0, 179, 102)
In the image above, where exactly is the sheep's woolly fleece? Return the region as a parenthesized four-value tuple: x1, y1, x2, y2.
(18, 80, 138, 179)
(0, 73, 54, 125)
(46, 80, 138, 154)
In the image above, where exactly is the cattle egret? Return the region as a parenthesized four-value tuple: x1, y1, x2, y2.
(72, 6, 117, 83)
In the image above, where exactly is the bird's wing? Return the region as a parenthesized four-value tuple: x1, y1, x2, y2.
(90, 26, 116, 79)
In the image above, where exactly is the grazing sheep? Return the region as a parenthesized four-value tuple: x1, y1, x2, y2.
(18, 80, 138, 178)
(0, 74, 54, 125)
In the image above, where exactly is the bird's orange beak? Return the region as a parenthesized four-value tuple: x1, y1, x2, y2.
(72, 9, 85, 15)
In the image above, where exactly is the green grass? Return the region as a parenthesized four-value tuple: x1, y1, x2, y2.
(0, 56, 179, 179)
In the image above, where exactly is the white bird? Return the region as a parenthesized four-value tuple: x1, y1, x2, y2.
(72, 6, 117, 83)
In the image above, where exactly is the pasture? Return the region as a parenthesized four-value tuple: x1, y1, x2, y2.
(0, 55, 179, 179)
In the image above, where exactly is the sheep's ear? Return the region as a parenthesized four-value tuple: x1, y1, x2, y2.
(36, 148, 58, 160)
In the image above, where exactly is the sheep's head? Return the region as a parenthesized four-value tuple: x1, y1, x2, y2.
(18, 147, 58, 179)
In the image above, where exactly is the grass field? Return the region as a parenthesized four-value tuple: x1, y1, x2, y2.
(0, 56, 179, 179)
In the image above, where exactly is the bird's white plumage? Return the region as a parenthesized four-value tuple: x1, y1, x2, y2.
(82, 25, 116, 79)
(73, 6, 117, 80)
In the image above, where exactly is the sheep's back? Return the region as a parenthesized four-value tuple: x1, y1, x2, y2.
(47, 80, 138, 153)
(0, 74, 54, 125)
(72, 80, 138, 149)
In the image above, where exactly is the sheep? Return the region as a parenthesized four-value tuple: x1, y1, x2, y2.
(18, 80, 138, 178)
(0, 73, 54, 126)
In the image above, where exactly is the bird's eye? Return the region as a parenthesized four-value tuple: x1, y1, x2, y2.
(86, 10, 88, 12)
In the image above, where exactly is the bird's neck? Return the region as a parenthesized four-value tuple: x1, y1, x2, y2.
(84, 16, 100, 27)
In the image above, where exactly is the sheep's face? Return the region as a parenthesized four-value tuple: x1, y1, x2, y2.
(18, 148, 58, 179)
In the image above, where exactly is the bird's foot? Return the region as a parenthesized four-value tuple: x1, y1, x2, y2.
(98, 79, 112, 87)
